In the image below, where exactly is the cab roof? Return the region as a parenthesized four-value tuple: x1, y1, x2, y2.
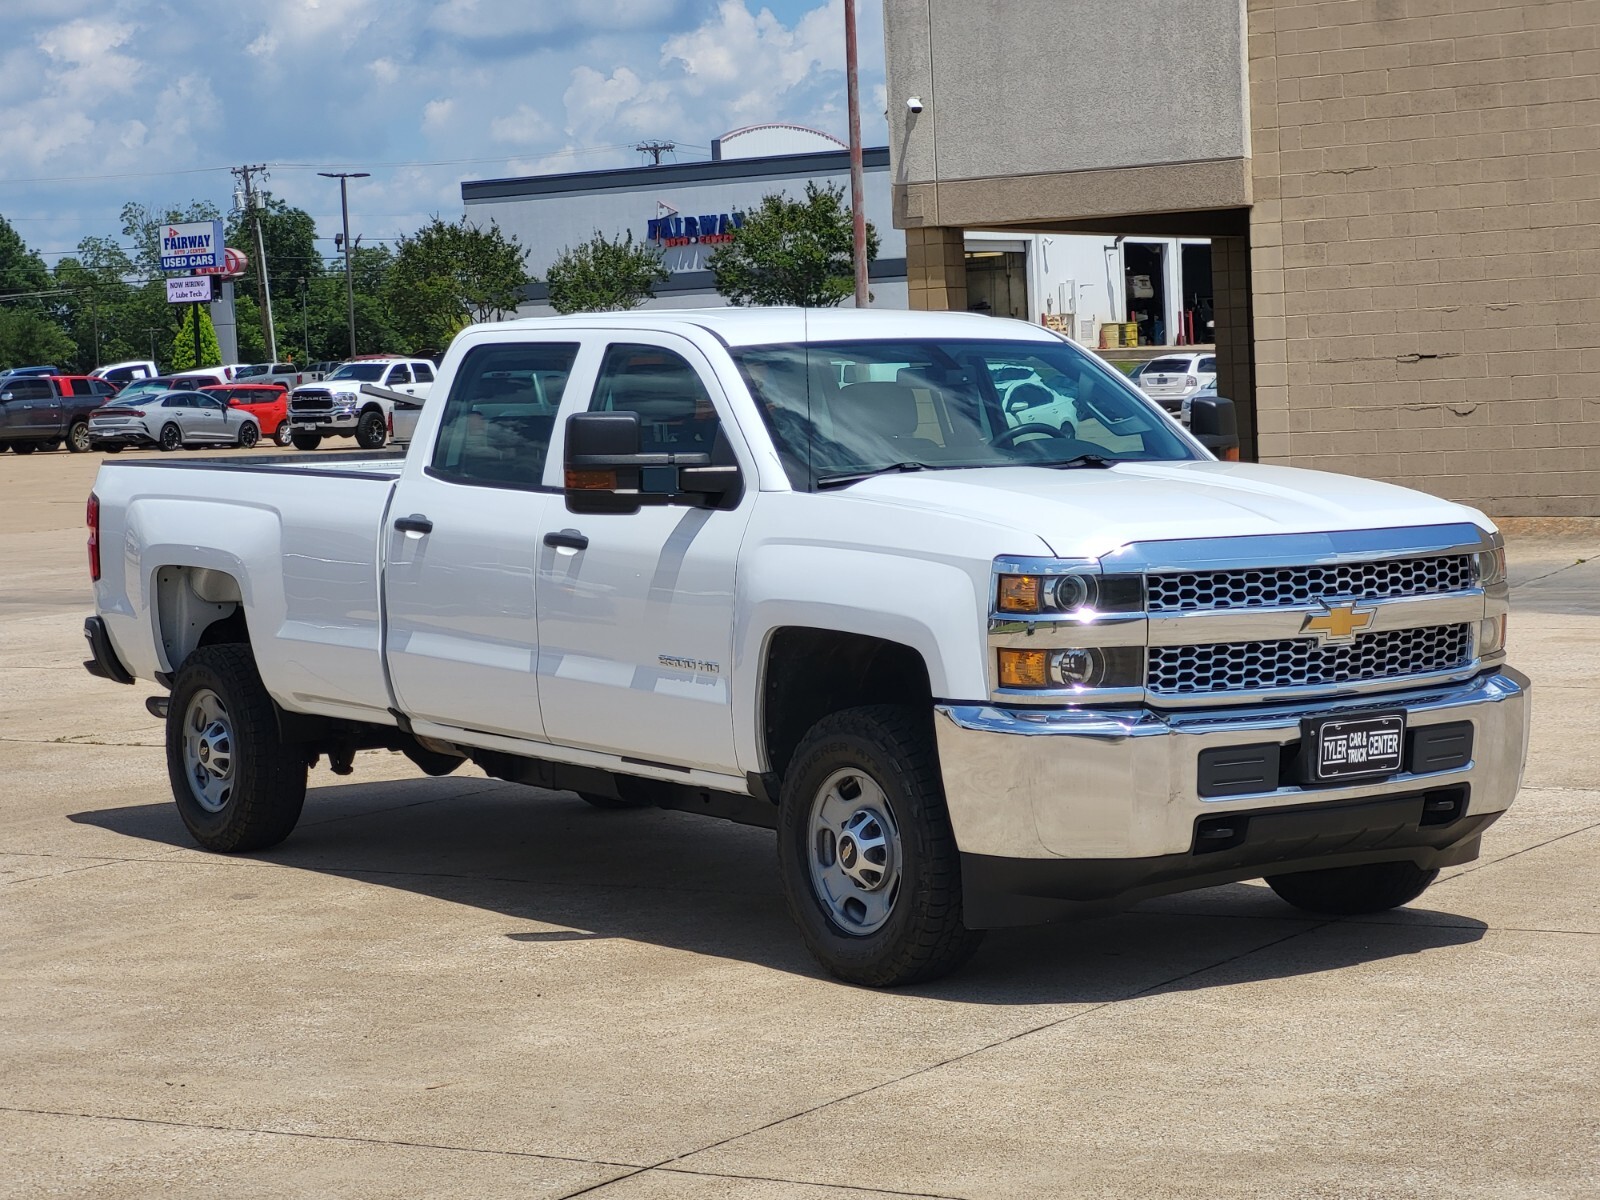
(484, 307, 1064, 349)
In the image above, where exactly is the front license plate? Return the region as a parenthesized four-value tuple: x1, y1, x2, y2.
(1303, 711, 1406, 782)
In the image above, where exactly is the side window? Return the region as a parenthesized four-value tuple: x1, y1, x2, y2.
(26, 380, 55, 400)
(589, 344, 718, 454)
(388, 364, 413, 386)
(413, 363, 434, 383)
(429, 342, 578, 489)
(1198, 356, 1217, 374)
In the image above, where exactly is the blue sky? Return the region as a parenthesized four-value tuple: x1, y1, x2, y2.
(0, 0, 886, 271)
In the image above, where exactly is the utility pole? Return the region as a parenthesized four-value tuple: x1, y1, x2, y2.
(844, 0, 869, 308)
(319, 172, 370, 358)
(636, 140, 675, 166)
(232, 164, 278, 361)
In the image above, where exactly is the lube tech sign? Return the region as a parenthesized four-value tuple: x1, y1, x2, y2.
(647, 212, 743, 247)
(160, 220, 224, 271)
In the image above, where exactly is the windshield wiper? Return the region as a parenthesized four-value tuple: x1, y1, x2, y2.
(1045, 453, 1114, 470)
(815, 462, 931, 489)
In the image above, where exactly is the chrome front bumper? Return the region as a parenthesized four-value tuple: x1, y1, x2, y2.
(935, 668, 1531, 863)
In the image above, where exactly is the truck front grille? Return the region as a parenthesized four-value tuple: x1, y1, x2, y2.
(1147, 623, 1473, 696)
(1147, 554, 1475, 614)
(291, 393, 333, 412)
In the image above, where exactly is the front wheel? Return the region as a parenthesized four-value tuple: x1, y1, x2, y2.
(777, 705, 984, 987)
(237, 421, 259, 449)
(274, 421, 293, 447)
(166, 644, 308, 852)
(12, 441, 35, 455)
(291, 432, 322, 451)
(158, 423, 182, 451)
(66, 419, 92, 452)
(1265, 861, 1440, 916)
(355, 409, 387, 449)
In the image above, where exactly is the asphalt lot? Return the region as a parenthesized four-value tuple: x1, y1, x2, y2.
(2, 445, 1597, 1199)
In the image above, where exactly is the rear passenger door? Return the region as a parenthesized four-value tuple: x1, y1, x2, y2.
(382, 339, 584, 743)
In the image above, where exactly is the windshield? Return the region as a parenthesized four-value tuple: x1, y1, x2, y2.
(114, 380, 174, 401)
(327, 363, 385, 382)
(730, 337, 1197, 488)
(234, 364, 269, 378)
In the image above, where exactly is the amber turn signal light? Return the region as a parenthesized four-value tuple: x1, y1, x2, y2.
(997, 648, 1049, 688)
(997, 575, 1041, 613)
(565, 469, 616, 491)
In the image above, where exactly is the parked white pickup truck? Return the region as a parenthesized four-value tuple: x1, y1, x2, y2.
(285, 356, 435, 450)
(83, 309, 1529, 986)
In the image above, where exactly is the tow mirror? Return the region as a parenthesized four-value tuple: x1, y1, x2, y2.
(563, 410, 743, 515)
(1188, 394, 1241, 462)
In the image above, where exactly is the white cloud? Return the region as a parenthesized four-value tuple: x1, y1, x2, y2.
(369, 57, 401, 84)
(490, 105, 553, 145)
(421, 97, 456, 134)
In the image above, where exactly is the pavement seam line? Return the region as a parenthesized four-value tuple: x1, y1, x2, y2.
(0, 1105, 645, 1173)
(1511, 555, 1595, 590)
(1430, 816, 1600, 886)
(653, 1164, 967, 1199)
(621, 920, 1335, 1189)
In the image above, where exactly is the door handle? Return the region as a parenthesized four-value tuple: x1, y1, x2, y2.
(543, 529, 588, 551)
(394, 514, 433, 535)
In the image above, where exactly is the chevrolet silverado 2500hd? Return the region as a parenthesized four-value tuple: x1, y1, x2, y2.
(83, 309, 1529, 986)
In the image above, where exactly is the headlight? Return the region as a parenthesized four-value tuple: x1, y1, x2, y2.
(997, 646, 1144, 690)
(995, 572, 1142, 616)
(1478, 614, 1507, 657)
(1476, 544, 1507, 588)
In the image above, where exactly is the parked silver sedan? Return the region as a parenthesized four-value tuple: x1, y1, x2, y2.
(88, 389, 262, 452)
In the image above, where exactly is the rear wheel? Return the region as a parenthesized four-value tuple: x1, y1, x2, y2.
(291, 433, 322, 451)
(166, 644, 308, 852)
(158, 423, 182, 451)
(777, 705, 984, 987)
(12, 442, 35, 455)
(355, 409, 387, 449)
(274, 421, 293, 447)
(237, 421, 259, 449)
(1265, 861, 1440, 916)
(66, 420, 91, 452)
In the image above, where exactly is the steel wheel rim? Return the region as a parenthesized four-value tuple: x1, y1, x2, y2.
(806, 767, 902, 936)
(182, 688, 236, 813)
(70, 423, 90, 451)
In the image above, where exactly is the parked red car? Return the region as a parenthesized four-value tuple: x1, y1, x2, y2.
(202, 383, 291, 446)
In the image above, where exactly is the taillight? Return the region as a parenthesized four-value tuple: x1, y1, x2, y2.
(87, 493, 100, 582)
(1185, 375, 1198, 388)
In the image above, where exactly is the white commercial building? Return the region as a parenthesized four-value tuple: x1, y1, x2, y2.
(461, 125, 1211, 349)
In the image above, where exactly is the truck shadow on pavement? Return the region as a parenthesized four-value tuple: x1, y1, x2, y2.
(70, 772, 1488, 1004)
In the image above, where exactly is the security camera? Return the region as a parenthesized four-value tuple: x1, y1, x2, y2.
(906, 97, 924, 113)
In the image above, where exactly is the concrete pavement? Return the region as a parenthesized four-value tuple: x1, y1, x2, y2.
(2, 447, 1596, 1198)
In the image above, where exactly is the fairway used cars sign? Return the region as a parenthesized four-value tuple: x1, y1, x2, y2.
(159, 220, 224, 271)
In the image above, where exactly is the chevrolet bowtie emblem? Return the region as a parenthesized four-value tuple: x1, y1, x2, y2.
(1302, 604, 1375, 642)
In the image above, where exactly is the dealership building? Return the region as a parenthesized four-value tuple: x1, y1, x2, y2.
(462, 124, 1216, 350)
(884, 0, 1599, 516)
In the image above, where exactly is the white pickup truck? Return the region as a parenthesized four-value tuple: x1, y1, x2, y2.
(285, 356, 436, 450)
(83, 309, 1529, 986)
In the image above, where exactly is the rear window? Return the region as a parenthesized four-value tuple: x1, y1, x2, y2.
(1144, 357, 1193, 374)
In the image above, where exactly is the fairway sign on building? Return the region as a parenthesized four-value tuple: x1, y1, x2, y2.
(159, 221, 224, 271)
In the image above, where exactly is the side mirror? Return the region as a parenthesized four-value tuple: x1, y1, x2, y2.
(563, 410, 742, 514)
(1187, 394, 1240, 462)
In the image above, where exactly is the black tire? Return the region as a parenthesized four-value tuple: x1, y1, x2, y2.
(158, 423, 182, 451)
(1265, 861, 1440, 916)
(237, 421, 259, 449)
(274, 421, 293, 447)
(66, 419, 92, 453)
(777, 705, 984, 987)
(166, 644, 308, 852)
(291, 433, 322, 451)
(0, 441, 9, 453)
(102, 445, 123, 453)
(12, 441, 35, 455)
(355, 408, 387, 449)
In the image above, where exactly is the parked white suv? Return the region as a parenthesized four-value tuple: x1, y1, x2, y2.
(285, 356, 435, 450)
(1137, 352, 1217, 415)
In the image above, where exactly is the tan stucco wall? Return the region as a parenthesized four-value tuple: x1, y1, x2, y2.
(1249, 0, 1600, 516)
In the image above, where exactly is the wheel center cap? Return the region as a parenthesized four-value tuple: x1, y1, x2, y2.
(198, 743, 210, 762)
(839, 836, 858, 869)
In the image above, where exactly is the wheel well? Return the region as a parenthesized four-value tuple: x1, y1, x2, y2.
(155, 566, 247, 671)
(761, 628, 932, 779)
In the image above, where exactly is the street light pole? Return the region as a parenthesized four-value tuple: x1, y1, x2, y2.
(319, 172, 370, 358)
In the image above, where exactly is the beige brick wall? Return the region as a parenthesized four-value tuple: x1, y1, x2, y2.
(1249, 0, 1600, 516)
(905, 227, 970, 312)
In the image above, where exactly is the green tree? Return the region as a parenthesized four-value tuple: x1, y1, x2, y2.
(0, 307, 76, 370)
(53, 237, 140, 370)
(544, 229, 667, 314)
(169, 304, 222, 371)
(120, 200, 222, 276)
(386, 216, 529, 352)
(708, 182, 878, 308)
(0, 213, 75, 367)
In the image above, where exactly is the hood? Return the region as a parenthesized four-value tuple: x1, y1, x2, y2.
(834, 461, 1489, 559)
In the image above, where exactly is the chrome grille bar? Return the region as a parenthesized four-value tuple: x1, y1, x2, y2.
(1147, 554, 1475, 614)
